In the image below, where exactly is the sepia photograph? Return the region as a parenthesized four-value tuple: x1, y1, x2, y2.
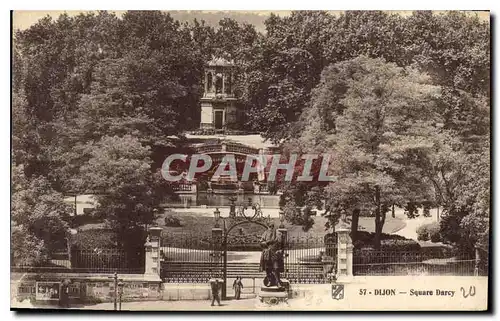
(9, 9, 491, 311)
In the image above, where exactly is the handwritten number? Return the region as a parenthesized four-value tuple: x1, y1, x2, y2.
(460, 286, 476, 298)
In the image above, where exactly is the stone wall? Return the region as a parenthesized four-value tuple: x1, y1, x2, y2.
(13, 273, 163, 304)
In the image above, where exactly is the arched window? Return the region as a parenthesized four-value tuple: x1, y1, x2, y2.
(206, 72, 213, 93)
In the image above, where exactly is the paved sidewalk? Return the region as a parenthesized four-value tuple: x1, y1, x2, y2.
(79, 298, 261, 311)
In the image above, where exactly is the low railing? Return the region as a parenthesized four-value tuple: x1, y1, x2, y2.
(225, 144, 259, 155)
(172, 183, 195, 192)
(194, 142, 259, 155)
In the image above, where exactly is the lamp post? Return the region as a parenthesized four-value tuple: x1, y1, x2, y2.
(212, 207, 227, 299)
(214, 207, 221, 228)
(117, 281, 124, 311)
(228, 196, 236, 217)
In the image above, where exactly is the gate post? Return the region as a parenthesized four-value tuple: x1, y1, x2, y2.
(336, 223, 353, 282)
(144, 227, 162, 280)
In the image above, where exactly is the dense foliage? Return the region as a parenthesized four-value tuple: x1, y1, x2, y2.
(12, 11, 489, 263)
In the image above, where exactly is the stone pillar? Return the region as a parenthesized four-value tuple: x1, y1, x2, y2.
(346, 240, 354, 278)
(144, 227, 162, 280)
(336, 225, 353, 282)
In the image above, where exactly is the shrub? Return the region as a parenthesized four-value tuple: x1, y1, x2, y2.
(70, 229, 145, 272)
(71, 229, 116, 250)
(353, 231, 421, 263)
(164, 215, 182, 227)
(417, 222, 441, 243)
(380, 239, 421, 252)
(11, 226, 49, 266)
(70, 212, 105, 227)
(353, 231, 407, 248)
(416, 225, 429, 241)
(430, 231, 442, 243)
(354, 242, 422, 265)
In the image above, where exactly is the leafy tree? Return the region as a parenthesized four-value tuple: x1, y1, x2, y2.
(420, 133, 490, 254)
(11, 165, 72, 265)
(12, 10, 490, 257)
(294, 56, 441, 247)
(77, 135, 166, 246)
(242, 11, 333, 142)
(404, 202, 420, 219)
(325, 11, 408, 65)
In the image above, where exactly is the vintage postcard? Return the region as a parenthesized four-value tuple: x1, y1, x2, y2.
(10, 10, 490, 311)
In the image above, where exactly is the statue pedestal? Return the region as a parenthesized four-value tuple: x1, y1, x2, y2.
(259, 287, 288, 304)
(258, 279, 290, 304)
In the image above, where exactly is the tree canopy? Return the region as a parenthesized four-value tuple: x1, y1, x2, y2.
(12, 10, 490, 261)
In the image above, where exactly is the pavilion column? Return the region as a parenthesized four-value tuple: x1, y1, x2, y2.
(222, 73, 225, 95)
(204, 72, 208, 93)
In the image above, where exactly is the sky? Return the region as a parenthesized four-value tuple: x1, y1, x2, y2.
(12, 10, 490, 32)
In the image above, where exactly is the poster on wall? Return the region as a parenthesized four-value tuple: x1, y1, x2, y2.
(35, 282, 60, 301)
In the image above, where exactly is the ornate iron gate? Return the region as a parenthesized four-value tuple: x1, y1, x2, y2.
(160, 206, 338, 295)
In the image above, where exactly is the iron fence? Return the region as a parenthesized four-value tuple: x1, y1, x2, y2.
(160, 234, 222, 282)
(285, 234, 337, 283)
(11, 249, 144, 274)
(353, 249, 479, 276)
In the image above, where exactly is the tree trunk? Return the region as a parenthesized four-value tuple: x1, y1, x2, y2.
(66, 236, 72, 268)
(392, 204, 395, 218)
(374, 187, 382, 249)
(351, 208, 360, 242)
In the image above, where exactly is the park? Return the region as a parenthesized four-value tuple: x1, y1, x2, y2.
(11, 10, 489, 310)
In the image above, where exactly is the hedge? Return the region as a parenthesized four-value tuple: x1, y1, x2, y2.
(353, 231, 409, 249)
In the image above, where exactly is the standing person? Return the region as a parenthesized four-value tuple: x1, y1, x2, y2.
(210, 279, 221, 306)
(59, 279, 70, 308)
(233, 277, 244, 300)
